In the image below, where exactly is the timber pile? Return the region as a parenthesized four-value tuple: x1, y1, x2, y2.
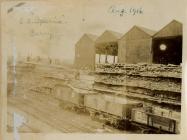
(95, 74, 181, 93)
(94, 63, 182, 108)
(95, 63, 181, 78)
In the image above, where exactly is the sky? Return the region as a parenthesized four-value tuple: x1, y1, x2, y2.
(1, 0, 186, 63)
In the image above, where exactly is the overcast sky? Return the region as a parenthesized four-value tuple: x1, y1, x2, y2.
(1, 0, 186, 63)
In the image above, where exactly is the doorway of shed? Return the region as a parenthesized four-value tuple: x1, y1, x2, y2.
(152, 37, 182, 65)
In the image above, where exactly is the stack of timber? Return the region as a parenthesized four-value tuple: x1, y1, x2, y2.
(94, 63, 181, 110)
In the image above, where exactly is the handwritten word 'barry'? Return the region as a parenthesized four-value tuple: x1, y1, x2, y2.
(30, 29, 63, 39)
(108, 5, 143, 16)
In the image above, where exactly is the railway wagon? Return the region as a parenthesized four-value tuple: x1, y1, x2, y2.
(53, 84, 91, 111)
(84, 94, 142, 126)
(53, 84, 84, 107)
(84, 94, 107, 116)
(103, 95, 142, 119)
(131, 107, 180, 134)
(131, 108, 149, 125)
(66, 90, 85, 107)
(53, 84, 73, 101)
(147, 113, 179, 134)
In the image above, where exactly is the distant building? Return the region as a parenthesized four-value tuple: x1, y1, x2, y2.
(74, 33, 98, 70)
(95, 30, 123, 64)
(118, 26, 156, 64)
(152, 20, 182, 65)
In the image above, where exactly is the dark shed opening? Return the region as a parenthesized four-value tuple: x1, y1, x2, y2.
(152, 20, 182, 65)
(152, 36, 182, 65)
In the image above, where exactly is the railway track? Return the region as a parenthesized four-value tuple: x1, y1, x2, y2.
(8, 99, 71, 132)
(7, 64, 133, 133)
(8, 92, 124, 133)
(9, 95, 93, 132)
(7, 112, 37, 133)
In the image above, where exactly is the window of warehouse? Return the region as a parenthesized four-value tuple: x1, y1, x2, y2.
(159, 44, 167, 51)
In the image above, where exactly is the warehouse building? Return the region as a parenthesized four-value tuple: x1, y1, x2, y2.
(118, 26, 156, 64)
(74, 33, 98, 70)
(152, 20, 182, 65)
(95, 30, 123, 64)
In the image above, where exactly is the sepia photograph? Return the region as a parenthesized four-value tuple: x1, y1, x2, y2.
(0, 0, 187, 140)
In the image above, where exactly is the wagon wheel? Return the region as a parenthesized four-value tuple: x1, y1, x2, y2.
(111, 119, 118, 128)
(83, 107, 86, 113)
(65, 104, 71, 110)
(110, 119, 114, 125)
(105, 120, 111, 126)
(62, 105, 66, 109)
(90, 111, 96, 120)
(76, 107, 80, 114)
(141, 129, 148, 134)
(141, 129, 154, 134)
(71, 106, 75, 111)
(64, 106, 68, 110)
(59, 102, 64, 109)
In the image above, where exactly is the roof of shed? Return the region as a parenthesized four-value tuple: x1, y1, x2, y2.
(85, 33, 98, 41)
(119, 25, 156, 40)
(107, 30, 123, 39)
(154, 20, 182, 38)
(137, 26, 156, 36)
(96, 30, 123, 43)
(76, 33, 98, 46)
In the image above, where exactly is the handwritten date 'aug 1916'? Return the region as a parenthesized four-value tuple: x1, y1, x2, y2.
(108, 5, 143, 16)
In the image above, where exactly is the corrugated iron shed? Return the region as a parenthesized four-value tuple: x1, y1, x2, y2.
(74, 33, 98, 70)
(95, 30, 123, 55)
(118, 26, 156, 64)
(96, 30, 123, 43)
(152, 20, 182, 65)
(154, 20, 182, 38)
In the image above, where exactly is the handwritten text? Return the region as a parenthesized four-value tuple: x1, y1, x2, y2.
(108, 5, 143, 16)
